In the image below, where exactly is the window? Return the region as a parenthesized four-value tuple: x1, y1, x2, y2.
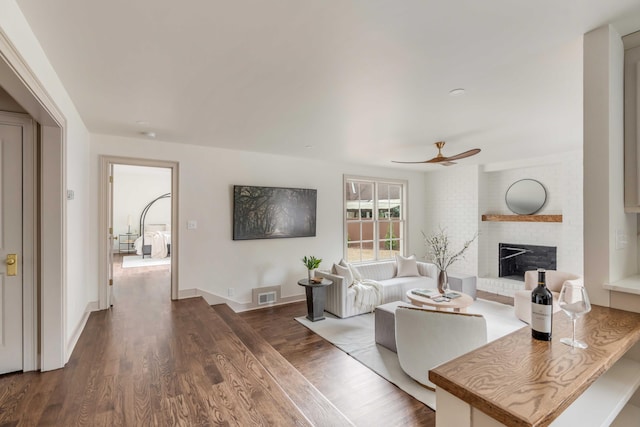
(344, 176, 406, 263)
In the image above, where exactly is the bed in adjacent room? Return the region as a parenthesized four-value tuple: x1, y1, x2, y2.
(134, 225, 171, 259)
(136, 193, 171, 259)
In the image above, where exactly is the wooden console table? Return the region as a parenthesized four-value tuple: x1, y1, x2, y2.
(429, 305, 640, 426)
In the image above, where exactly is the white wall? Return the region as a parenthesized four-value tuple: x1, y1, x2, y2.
(112, 165, 171, 249)
(90, 133, 426, 304)
(584, 25, 638, 309)
(0, 86, 25, 112)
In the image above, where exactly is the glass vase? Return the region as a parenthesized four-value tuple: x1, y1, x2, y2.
(437, 269, 448, 294)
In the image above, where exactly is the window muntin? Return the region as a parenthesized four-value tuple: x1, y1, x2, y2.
(345, 178, 406, 263)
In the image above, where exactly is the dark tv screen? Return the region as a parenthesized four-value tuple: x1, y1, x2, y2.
(233, 185, 317, 240)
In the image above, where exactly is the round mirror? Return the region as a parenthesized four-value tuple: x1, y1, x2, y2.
(505, 179, 547, 215)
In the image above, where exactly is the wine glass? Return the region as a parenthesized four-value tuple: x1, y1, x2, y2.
(558, 282, 591, 349)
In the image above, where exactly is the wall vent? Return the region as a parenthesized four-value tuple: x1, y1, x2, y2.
(258, 291, 277, 305)
(252, 285, 281, 307)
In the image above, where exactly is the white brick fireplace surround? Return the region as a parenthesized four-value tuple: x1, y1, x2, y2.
(424, 152, 584, 297)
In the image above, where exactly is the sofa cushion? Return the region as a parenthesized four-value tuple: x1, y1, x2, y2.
(396, 254, 419, 277)
(334, 263, 354, 286)
(356, 261, 397, 281)
(380, 276, 434, 288)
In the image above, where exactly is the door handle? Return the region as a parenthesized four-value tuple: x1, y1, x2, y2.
(6, 254, 17, 276)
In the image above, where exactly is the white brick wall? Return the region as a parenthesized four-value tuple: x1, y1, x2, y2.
(423, 165, 480, 276)
(424, 152, 584, 292)
(477, 277, 525, 297)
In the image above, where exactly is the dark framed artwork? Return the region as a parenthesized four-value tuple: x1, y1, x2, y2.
(233, 185, 317, 240)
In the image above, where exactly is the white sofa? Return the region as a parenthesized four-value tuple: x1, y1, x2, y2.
(316, 259, 438, 318)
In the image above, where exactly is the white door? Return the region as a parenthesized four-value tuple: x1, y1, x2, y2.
(0, 122, 23, 374)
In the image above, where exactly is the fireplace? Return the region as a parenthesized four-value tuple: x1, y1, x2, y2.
(498, 243, 557, 281)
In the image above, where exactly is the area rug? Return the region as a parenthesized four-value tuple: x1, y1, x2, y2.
(295, 299, 526, 410)
(122, 255, 171, 268)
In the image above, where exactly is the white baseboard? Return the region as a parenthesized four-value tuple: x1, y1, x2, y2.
(85, 300, 100, 312)
(179, 287, 305, 312)
(178, 288, 198, 299)
(65, 300, 99, 363)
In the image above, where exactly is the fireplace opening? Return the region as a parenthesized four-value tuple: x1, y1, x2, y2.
(499, 243, 557, 281)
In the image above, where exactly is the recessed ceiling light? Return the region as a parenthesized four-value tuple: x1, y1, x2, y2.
(305, 145, 313, 149)
(140, 131, 156, 138)
(449, 88, 466, 96)
(136, 120, 149, 125)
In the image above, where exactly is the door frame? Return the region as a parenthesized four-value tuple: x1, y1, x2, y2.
(0, 112, 36, 371)
(98, 155, 179, 307)
(0, 31, 66, 371)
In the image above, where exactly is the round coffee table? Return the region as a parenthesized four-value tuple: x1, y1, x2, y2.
(406, 289, 474, 313)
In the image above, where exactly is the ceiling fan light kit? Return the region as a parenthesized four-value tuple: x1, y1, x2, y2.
(392, 141, 481, 166)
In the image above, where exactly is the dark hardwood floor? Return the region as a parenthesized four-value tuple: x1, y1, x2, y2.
(227, 302, 435, 426)
(231, 290, 513, 427)
(0, 256, 512, 426)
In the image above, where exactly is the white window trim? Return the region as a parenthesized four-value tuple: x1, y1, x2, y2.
(343, 175, 408, 263)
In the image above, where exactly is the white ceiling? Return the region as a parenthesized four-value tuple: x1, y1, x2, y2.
(15, 0, 640, 170)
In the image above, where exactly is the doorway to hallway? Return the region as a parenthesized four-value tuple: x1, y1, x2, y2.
(111, 164, 172, 300)
(99, 156, 179, 310)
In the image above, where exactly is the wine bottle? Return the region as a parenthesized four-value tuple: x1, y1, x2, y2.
(531, 268, 553, 341)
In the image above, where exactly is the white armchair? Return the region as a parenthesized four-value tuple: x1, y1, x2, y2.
(513, 270, 583, 324)
(395, 306, 487, 390)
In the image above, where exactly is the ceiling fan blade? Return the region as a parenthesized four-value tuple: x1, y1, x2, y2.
(424, 157, 458, 166)
(391, 160, 430, 164)
(444, 148, 481, 161)
(392, 142, 480, 166)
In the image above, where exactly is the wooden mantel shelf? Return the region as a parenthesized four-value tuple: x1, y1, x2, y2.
(482, 214, 563, 223)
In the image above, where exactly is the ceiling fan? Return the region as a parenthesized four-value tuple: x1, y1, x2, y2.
(392, 141, 481, 166)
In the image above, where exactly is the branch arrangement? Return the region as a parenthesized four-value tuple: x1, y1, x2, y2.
(422, 227, 477, 271)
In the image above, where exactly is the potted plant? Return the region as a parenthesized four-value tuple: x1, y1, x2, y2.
(302, 255, 322, 282)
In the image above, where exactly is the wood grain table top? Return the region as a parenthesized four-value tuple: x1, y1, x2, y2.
(429, 305, 640, 427)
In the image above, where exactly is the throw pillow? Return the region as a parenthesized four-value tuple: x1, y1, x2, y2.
(339, 258, 363, 281)
(396, 254, 419, 277)
(334, 263, 354, 286)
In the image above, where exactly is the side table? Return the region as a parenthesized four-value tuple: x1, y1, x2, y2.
(297, 278, 333, 321)
(447, 272, 477, 300)
(119, 233, 138, 253)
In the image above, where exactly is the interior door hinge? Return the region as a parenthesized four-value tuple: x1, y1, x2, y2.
(109, 176, 113, 183)
(109, 279, 113, 286)
(109, 227, 113, 234)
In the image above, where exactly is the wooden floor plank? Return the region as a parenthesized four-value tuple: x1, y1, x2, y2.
(0, 256, 314, 426)
(215, 303, 354, 427)
(234, 301, 437, 426)
(0, 254, 513, 426)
